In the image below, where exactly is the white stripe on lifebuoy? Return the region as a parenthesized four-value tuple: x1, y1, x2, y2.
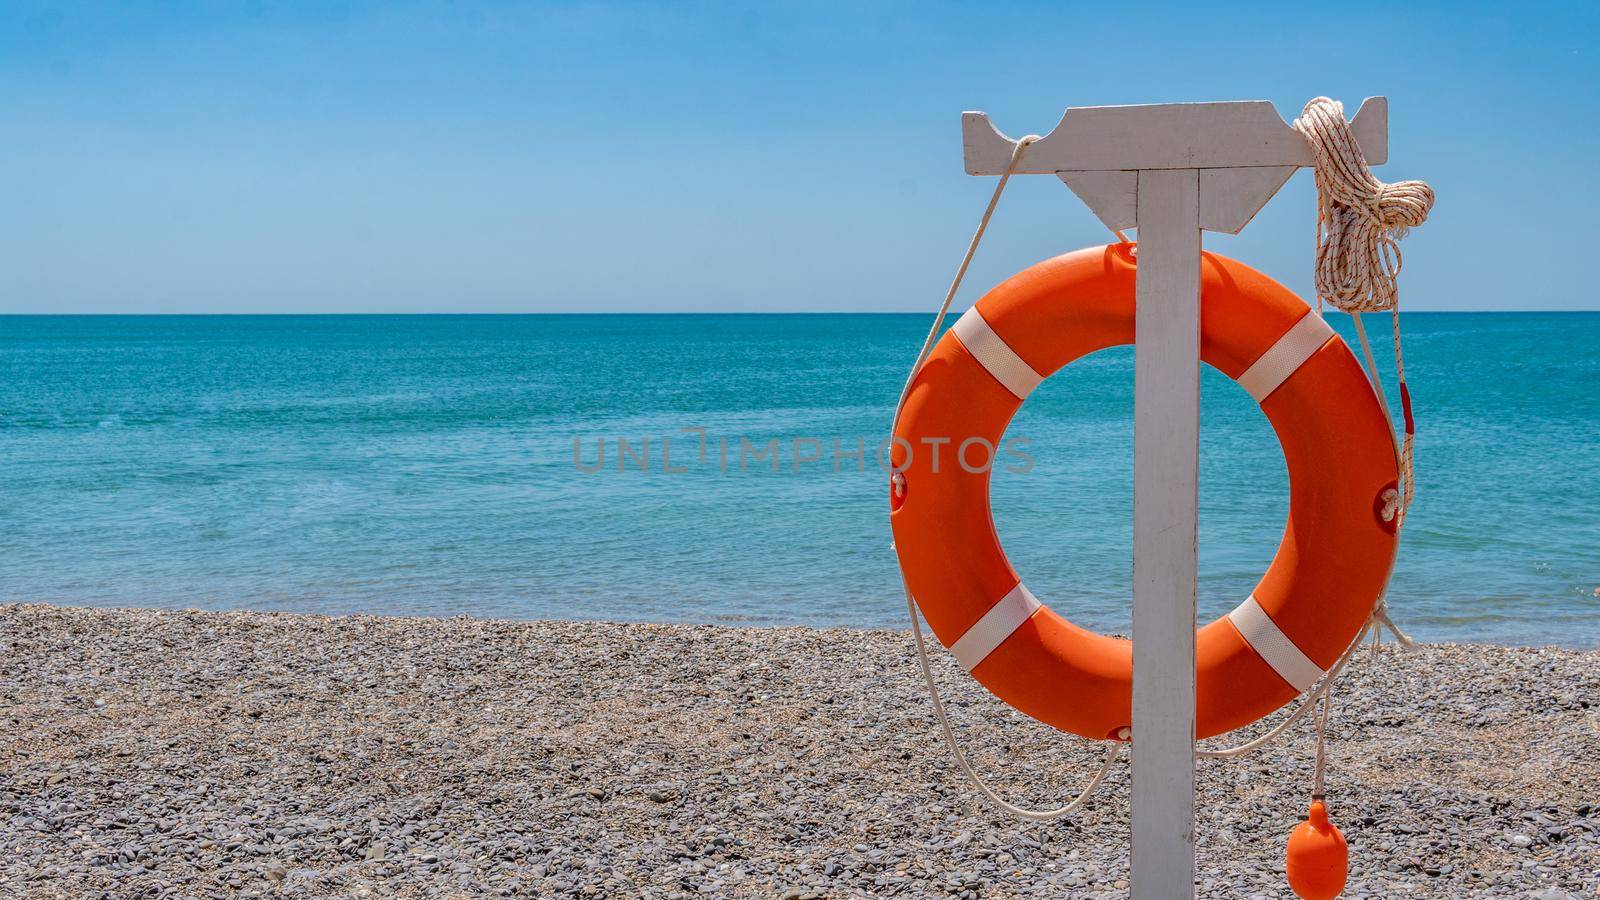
(951, 307, 1044, 399)
(949, 582, 1042, 671)
(1237, 311, 1335, 402)
(1226, 595, 1324, 692)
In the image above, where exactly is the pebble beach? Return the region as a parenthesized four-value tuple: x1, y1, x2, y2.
(2, 603, 1596, 899)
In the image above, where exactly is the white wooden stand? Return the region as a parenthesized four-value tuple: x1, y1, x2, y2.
(960, 99, 1388, 899)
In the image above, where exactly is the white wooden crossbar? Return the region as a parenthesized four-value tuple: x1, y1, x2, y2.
(962, 98, 1387, 174)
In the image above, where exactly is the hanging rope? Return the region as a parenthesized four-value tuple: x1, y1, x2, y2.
(1293, 96, 1435, 527)
(1311, 681, 1332, 798)
(892, 134, 1130, 821)
(890, 135, 1039, 437)
(1195, 621, 1366, 760)
(906, 585, 1124, 821)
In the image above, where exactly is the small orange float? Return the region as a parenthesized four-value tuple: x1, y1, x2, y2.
(1286, 799, 1349, 899)
(890, 243, 1399, 740)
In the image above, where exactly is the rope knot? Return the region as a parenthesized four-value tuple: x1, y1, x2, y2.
(1375, 180, 1434, 232)
(1378, 487, 1401, 523)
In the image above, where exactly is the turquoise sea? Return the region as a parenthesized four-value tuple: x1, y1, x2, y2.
(1, 312, 1596, 647)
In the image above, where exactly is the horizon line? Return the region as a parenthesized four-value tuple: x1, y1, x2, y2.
(3, 309, 1598, 317)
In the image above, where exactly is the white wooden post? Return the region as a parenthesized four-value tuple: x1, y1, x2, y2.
(1130, 167, 1202, 897)
(960, 98, 1389, 900)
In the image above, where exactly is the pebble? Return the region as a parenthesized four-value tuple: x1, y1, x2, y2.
(1, 603, 1596, 897)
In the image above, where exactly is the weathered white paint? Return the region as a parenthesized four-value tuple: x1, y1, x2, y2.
(1058, 170, 1137, 232)
(1352, 95, 1388, 166)
(1199, 166, 1297, 234)
(963, 97, 1388, 176)
(1130, 167, 1201, 899)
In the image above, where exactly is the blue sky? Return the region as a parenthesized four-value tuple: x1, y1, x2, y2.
(1, 1, 1596, 313)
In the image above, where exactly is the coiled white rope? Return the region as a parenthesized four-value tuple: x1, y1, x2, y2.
(1294, 96, 1434, 528)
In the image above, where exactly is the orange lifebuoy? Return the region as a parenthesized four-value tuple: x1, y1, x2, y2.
(890, 244, 1399, 741)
